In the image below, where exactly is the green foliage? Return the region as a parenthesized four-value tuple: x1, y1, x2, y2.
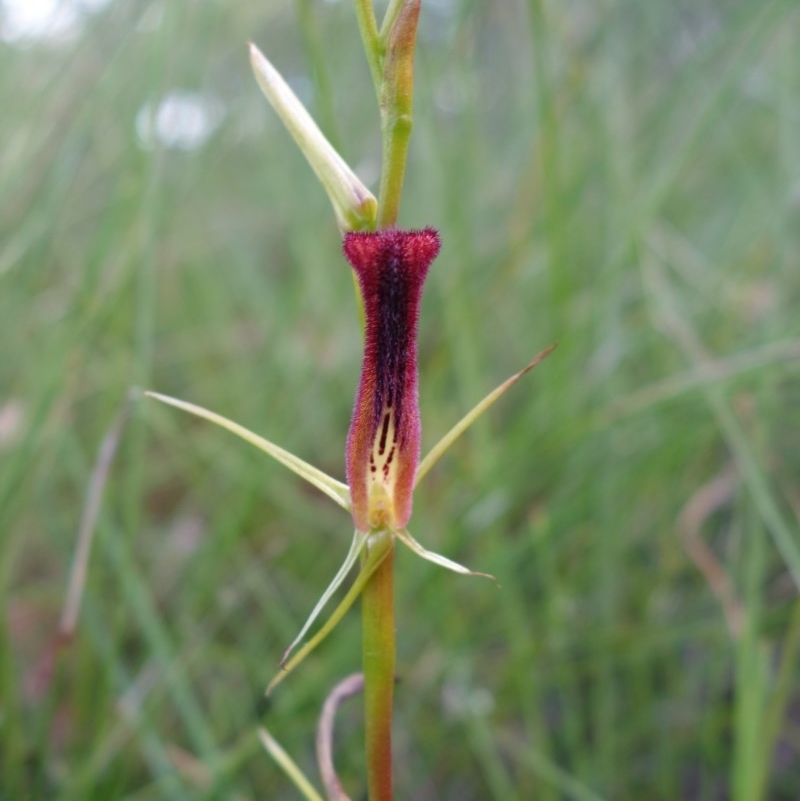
(1, 0, 799, 799)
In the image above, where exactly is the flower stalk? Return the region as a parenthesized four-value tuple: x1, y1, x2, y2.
(376, 0, 420, 227)
(361, 531, 396, 801)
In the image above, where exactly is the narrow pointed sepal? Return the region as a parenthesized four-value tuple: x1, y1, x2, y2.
(415, 342, 557, 487)
(145, 392, 351, 509)
(344, 228, 440, 532)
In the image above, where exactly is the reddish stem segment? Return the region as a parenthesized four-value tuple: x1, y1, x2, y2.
(361, 532, 396, 801)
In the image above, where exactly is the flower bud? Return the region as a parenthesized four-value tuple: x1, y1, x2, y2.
(249, 43, 377, 231)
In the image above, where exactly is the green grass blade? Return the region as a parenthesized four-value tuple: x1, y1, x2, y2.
(257, 727, 326, 801)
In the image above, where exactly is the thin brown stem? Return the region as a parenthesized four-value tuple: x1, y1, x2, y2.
(317, 673, 365, 801)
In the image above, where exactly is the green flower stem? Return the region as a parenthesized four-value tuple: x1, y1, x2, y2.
(352, 0, 421, 228)
(353, 0, 382, 97)
(376, 0, 420, 228)
(376, 105, 412, 228)
(361, 530, 396, 801)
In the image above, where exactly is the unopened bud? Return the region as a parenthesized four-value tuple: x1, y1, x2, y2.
(249, 43, 377, 231)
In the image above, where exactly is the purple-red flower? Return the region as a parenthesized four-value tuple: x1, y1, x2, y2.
(344, 228, 441, 532)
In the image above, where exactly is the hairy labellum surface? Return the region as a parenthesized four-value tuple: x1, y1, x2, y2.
(344, 227, 440, 532)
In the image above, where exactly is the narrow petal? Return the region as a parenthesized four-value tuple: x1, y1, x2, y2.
(278, 529, 368, 667)
(267, 531, 393, 695)
(394, 528, 495, 580)
(344, 228, 440, 532)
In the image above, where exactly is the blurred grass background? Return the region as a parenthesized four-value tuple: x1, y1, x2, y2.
(2, 0, 800, 798)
